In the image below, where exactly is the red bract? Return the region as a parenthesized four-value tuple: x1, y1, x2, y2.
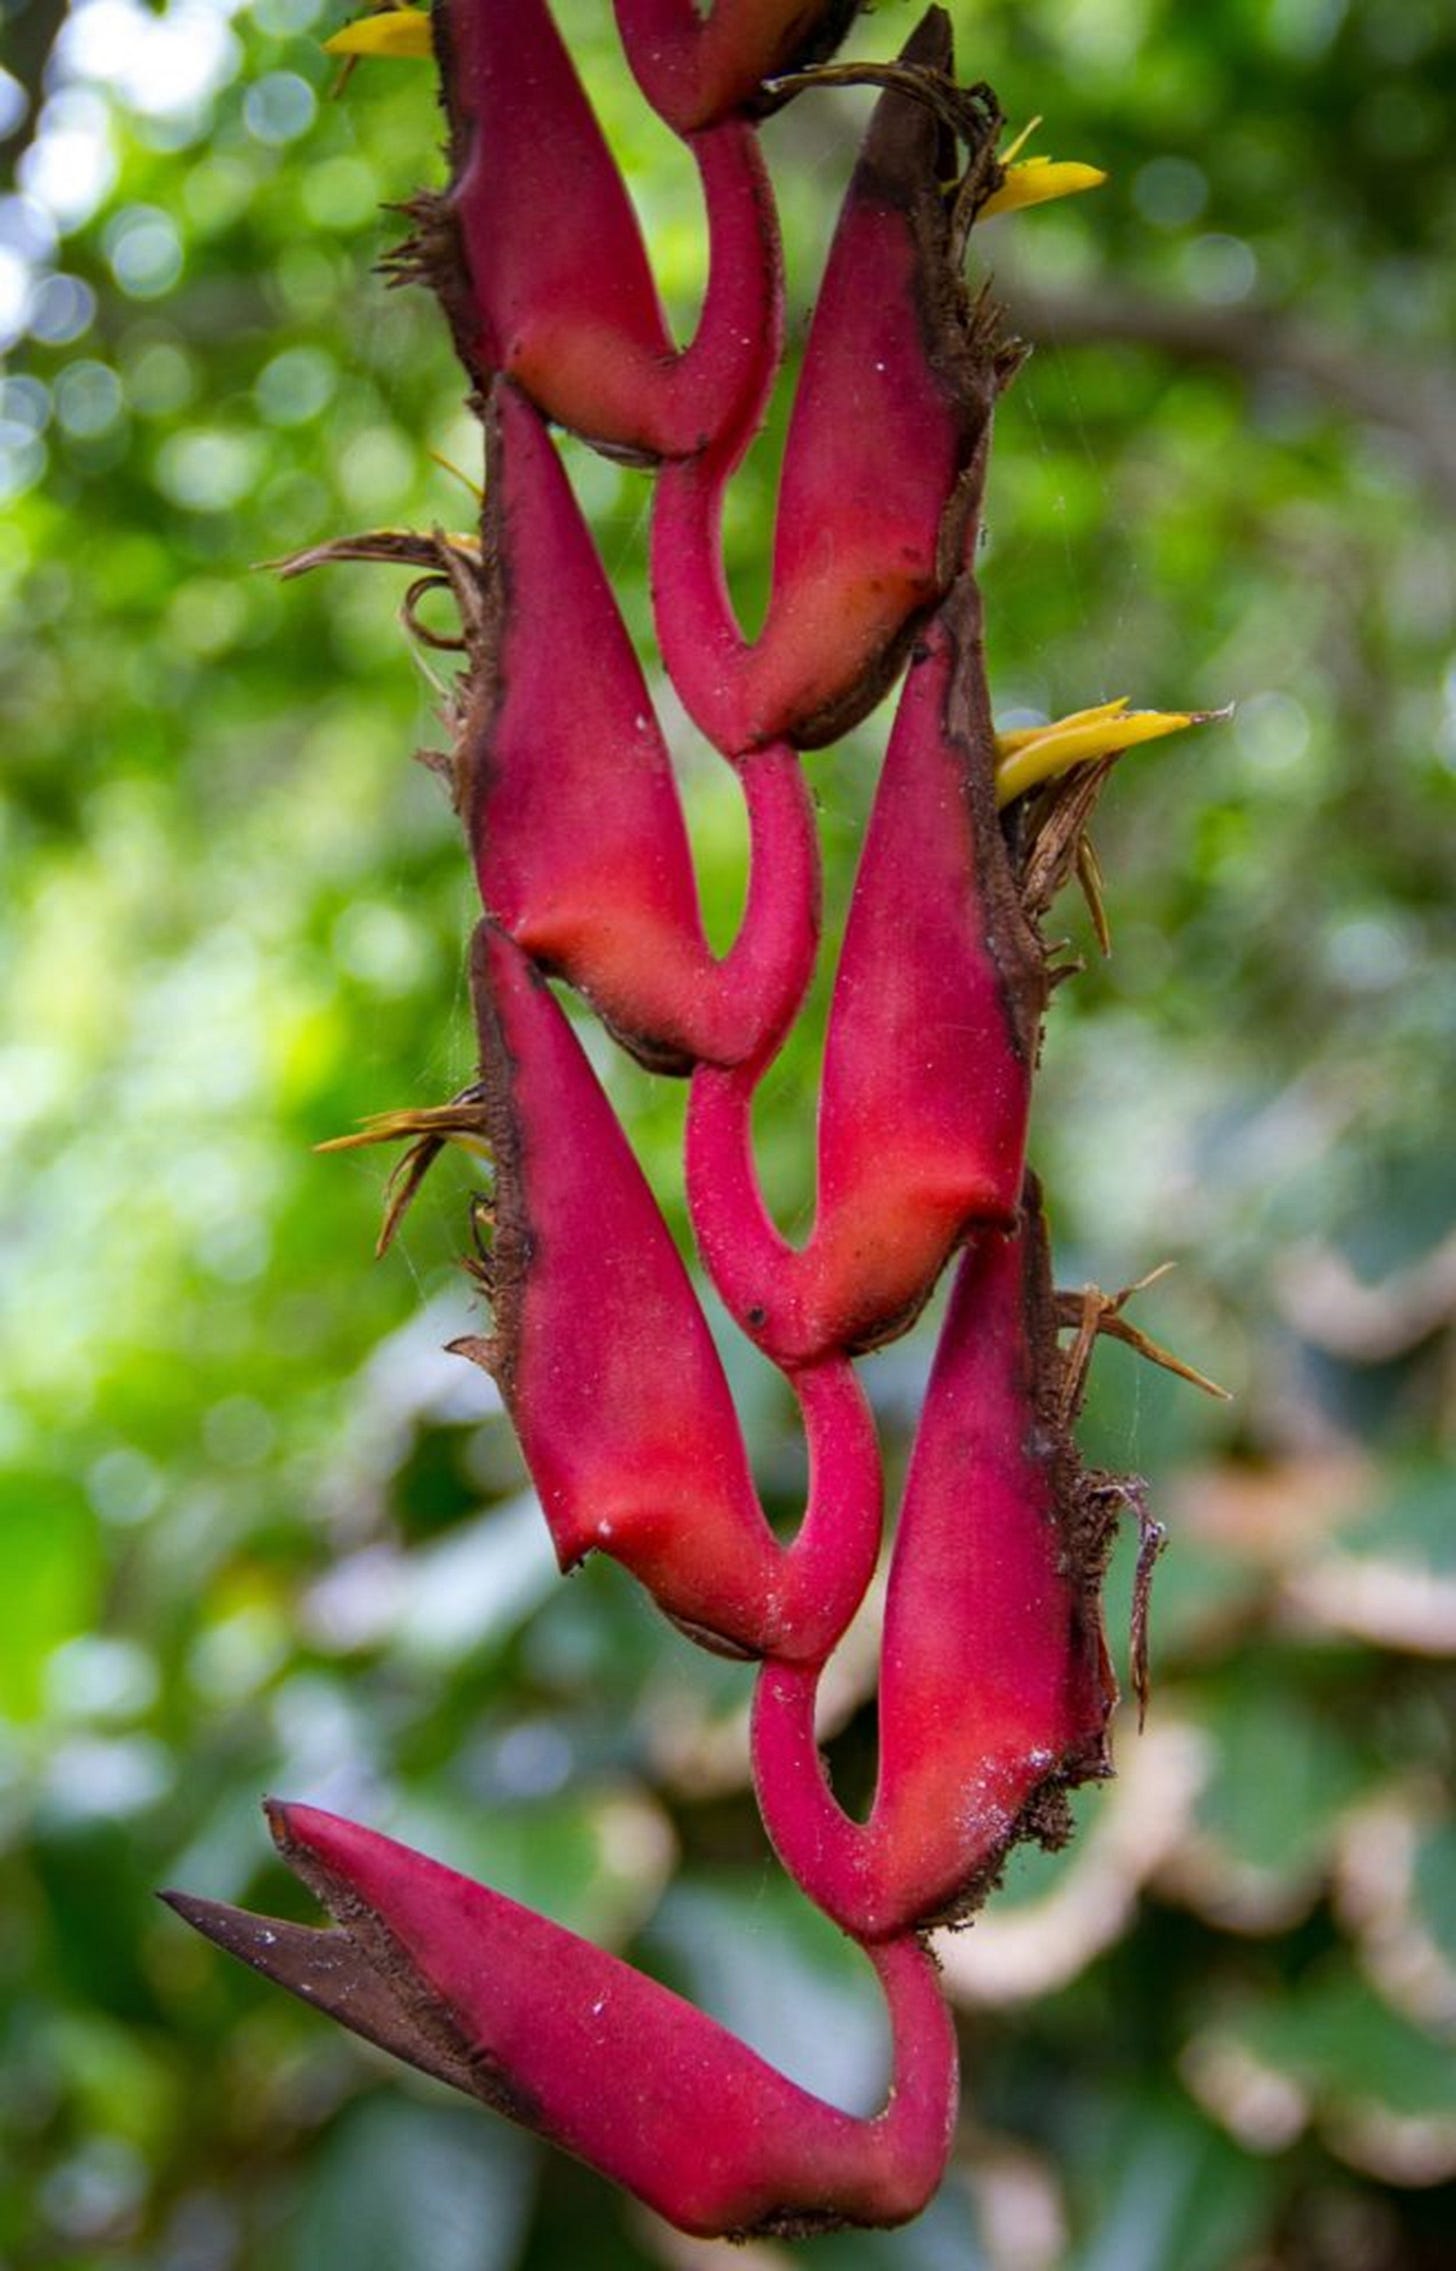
(173, 0, 1196, 2239)
(456, 922, 881, 1664)
(432, 0, 781, 457)
(615, 0, 863, 132)
(464, 382, 819, 1070)
(169, 1802, 957, 2238)
(751, 1196, 1118, 1940)
(654, 16, 1009, 752)
(686, 575, 1042, 1365)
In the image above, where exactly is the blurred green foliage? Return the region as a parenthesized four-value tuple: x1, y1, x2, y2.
(1, 1, 1453, 2265)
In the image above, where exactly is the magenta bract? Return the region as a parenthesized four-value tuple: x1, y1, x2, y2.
(440, 0, 782, 457)
(686, 578, 1041, 1365)
(466, 383, 819, 1071)
(171, 1801, 956, 2238)
(172, 0, 1161, 2240)
(752, 1203, 1118, 1939)
(461, 923, 880, 1663)
(869, 1211, 1116, 1916)
(615, 0, 862, 131)
(653, 14, 1004, 752)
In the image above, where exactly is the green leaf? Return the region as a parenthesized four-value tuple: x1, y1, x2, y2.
(288, 2094, 537, 2271)
(1411, 1821, 1456, 1978)
(0, 1472, 102, 1721)
(1068, 2090, 1276, 2271)
(1234, 1968, 1456, 2123)
(1343, 1464, 1456, 1578)
(1190, 1672, 1373, 1889)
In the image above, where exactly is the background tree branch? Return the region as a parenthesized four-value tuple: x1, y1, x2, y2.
(999, 276, 1456, 516)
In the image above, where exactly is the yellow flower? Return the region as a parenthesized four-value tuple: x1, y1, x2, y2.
(980, 120, 1106, 219)
(994, 700, 1215, 809)
(324, 7, 433, 61)
(981, 156, 1108, 218)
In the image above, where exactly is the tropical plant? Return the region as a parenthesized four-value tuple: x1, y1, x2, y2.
(158, 0, 1225, 2238)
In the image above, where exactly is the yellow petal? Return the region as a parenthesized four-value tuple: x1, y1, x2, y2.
(995, 698, 1130, 758)
(980, 157, 1107, 219)
(324, 8, 433, 60)
(995, 705, 1214, 809)
(999, 115, 1044, 167)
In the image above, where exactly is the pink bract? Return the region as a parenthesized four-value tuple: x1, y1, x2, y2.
(171, 1, 1163, 2241)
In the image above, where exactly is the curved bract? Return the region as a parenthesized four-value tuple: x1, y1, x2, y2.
(461, 383, 820, 1071)
(614, 0, 864, 132)
(654, 14, 1013, 753)
(686, 575, 1044, 1365)
(171, 0, 1207, 2239)
(456, 923, 881, 1664)
(168, 1802, 957, 2241)
(751, 1201, 1118, 1940)
(433, 0, 783, 458)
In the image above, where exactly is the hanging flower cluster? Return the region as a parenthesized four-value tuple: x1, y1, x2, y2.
(169, 1, 1215, 2238)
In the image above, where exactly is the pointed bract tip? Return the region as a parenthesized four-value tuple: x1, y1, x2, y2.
(160, 1886, 304, 1969)
(900, 5, 954, 73)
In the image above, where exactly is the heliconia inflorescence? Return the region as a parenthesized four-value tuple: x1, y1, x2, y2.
(168, 0, 1219, 2238)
